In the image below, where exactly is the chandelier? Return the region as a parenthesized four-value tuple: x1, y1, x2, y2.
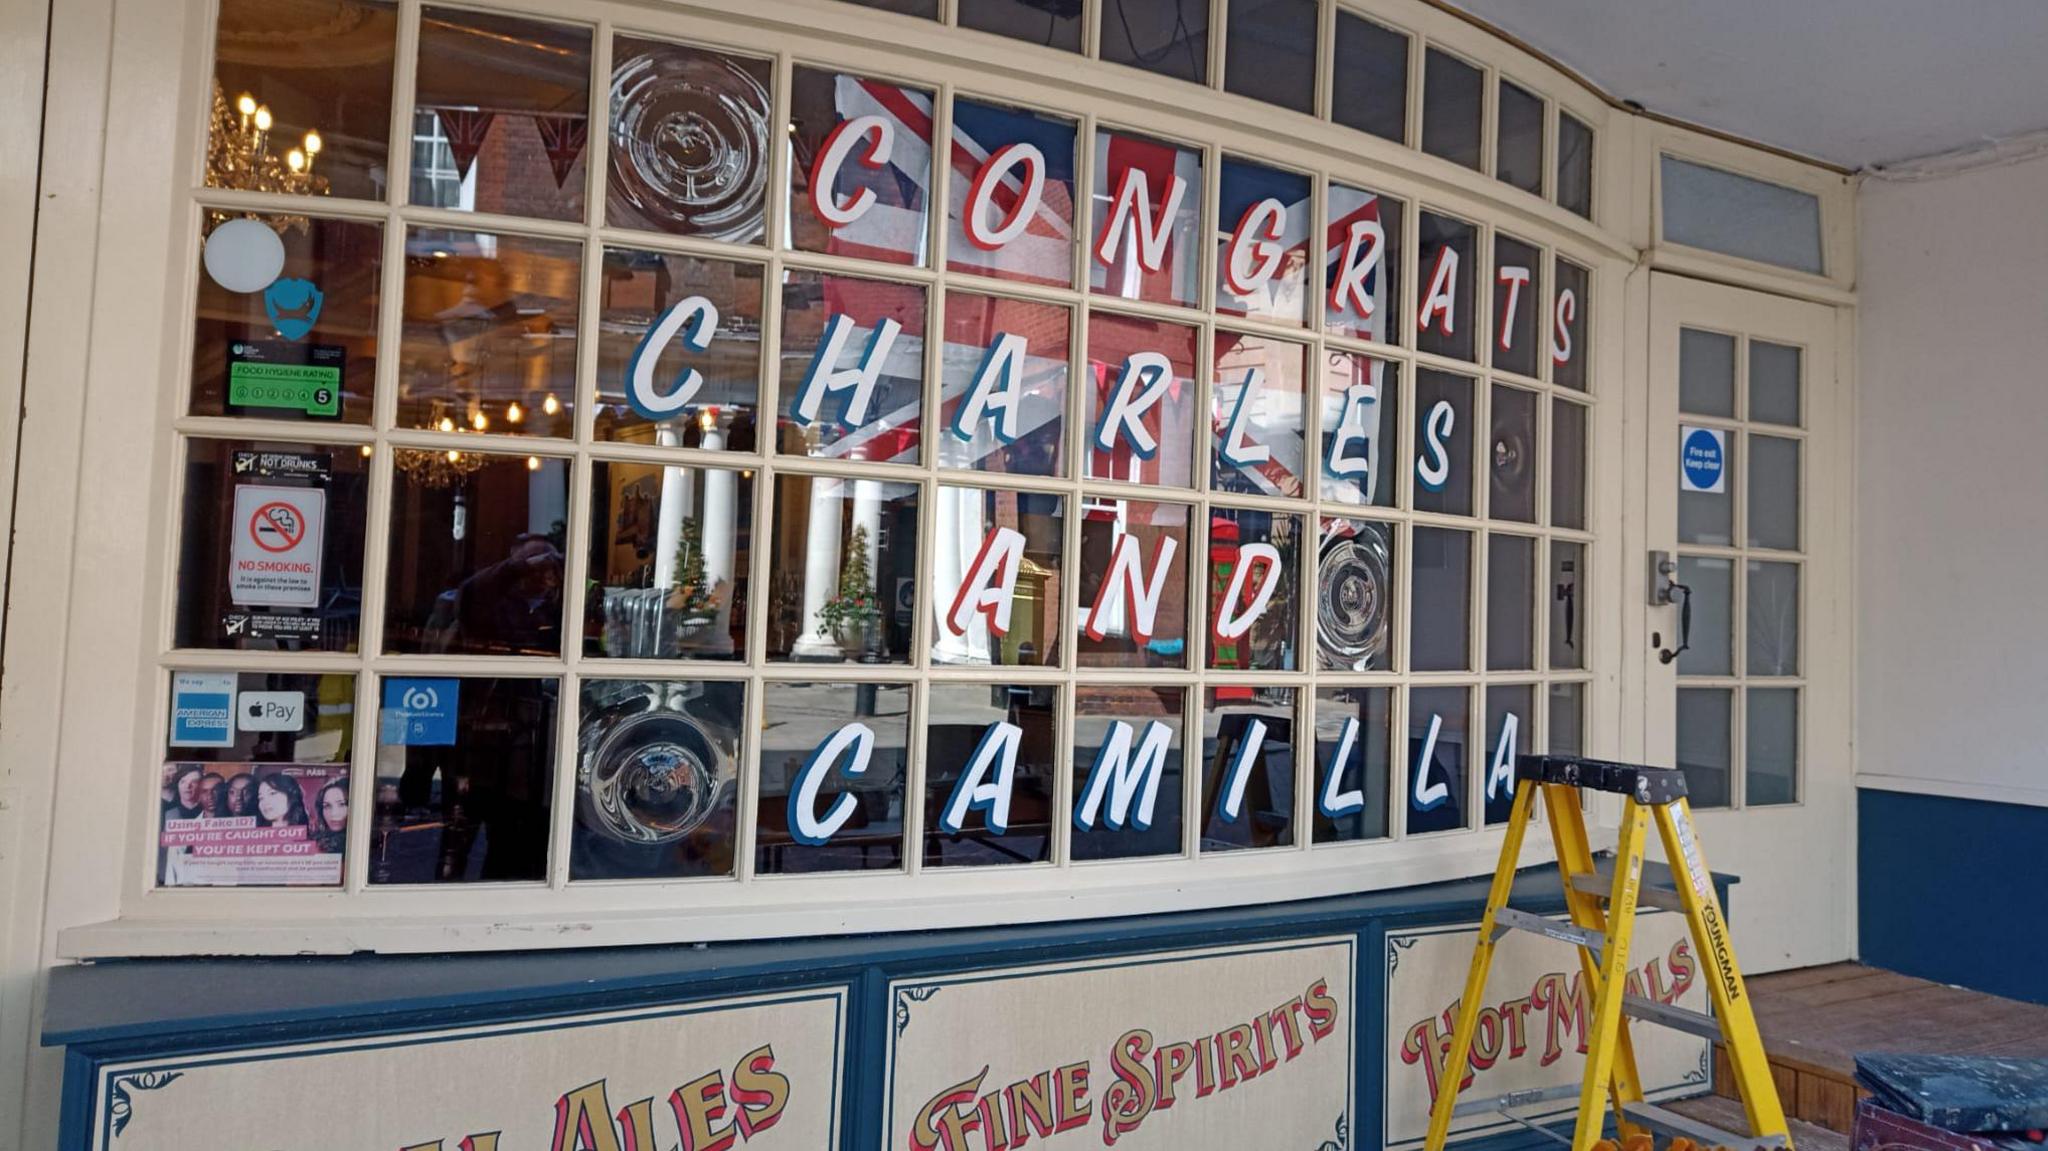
(393, 447, 490, 489)
(207, 80, 329, 225)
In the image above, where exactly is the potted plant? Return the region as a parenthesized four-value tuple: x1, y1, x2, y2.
(816, 525, 883, 657)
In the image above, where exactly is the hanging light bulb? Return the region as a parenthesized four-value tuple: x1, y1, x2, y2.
(236, 92, 257, 118)
(446, 449, 461, 464)
(253, 105, 272, 133)
(359, 444, 373, 458)
(287, 149, 305, 173)
(526, 456, 541, 472)
(471, 411, 488, 432)
(541, 393, 560, 416)
(505, 401, 524, 424)
(438, 416, 455, 433)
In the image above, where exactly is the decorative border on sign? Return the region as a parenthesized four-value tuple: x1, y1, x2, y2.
(893, 984, 941, 1037)
(108, 1071, 182, 1138)
(1313, 1111, 1349, 1150)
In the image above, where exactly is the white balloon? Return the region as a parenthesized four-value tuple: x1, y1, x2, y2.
(203, 218, 286, 294)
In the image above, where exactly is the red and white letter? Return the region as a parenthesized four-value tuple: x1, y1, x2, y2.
(964, 143, 1046, 251)
(1095, 167, 1187, 273)
(1223, 198, 1286, 296)
(1085, 534, 1178, 643)
(809, 114, 893, 227)
(1551, 288, 1577, 366)
(1327, 218, 1386, 320)
(1213, 543, 1283, 640)
(1496, 264, 1530, 350)
(1417, 247, 1459, 337)
(944, 526, 1026, 638)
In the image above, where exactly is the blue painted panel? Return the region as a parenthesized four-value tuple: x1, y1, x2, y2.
(1859, 788, 2048, 1006)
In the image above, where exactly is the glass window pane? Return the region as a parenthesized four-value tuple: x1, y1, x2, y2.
(605, 36, 772, 243)
(947, 99, 1078, 286)
(842, 0, 938, 17)
(397, 228, 580, 438)
(176, 439, 369, 653)
(959, 0, 1081, 51)
(1492, 235, 1542, 379)
(1090, 130, 1204, 308)
(1496, 80, 1544, 195)
(1675, 554, 1733, 677)
(939, 291, 1070, 476)
(585, 460, 753, 660)
(1660, 155, 1823, 275)
(159, 670, 354, 888)
(1421, 48, 1482, 171)
(1316, 516, 1396, 672)
(371, 675, 559, 883)
(1407, 685, 1468, 834)
(1675, 687, 1732, 808)
(1201, 687, 1298, 851)
(1551, 398, 1587, 530)
(1551, 257, 1589, 391)
(931, 487, 1066, 667)
(1212, 333, 1307, 497)
(1549, 540, 1585, 671)
(1489, 383, 1539, 522)
(1678, 430, 1735, 546)
(1749, 434, 1801, 550)
(1099, 0, 1208, 85)
(1679, 328, 1736, 417)
(767, 474, 921, 663)
(1323, 184, 1404, 345)
(1747, 688, 1799, 806)
(571, 678, 743, 880)
(1216, 158, 1310, 325)
(1483, 684, 1534, 825)
(595, 248, 764, 449)
(209, 0, 395, 202)
(1416, 211, 1478, 361)
(1072, 686, 1186, 860)
(1414, 369, 1474, 516)
(924, 683, 1059, 867)
(1556, 112, 1595, 219)
(1077, 498, 1191, 669)
(1331, 13, 1408, 144)
(1207, 508, 1303, 671)
(193, 212, 382, 423)
(775, 270, 927, 463)
(1750, 340, 1802, 426)
(1085, 311, 1198, 487)
(1225, 0, 1316, 113)
(1486, 533, 1535, 671)
(1547, 681, 1583, 756)
(413, 9, 590, 222)
(753, 681, 910, 873)
(1410, 526, 1471, 672)
(786, 68, 933, 267)
(382, 453, 569, 657)
(1319, 353, 1399, 507)
(1747, 560, 1800, 676)
(1312, 686, 1391, 842)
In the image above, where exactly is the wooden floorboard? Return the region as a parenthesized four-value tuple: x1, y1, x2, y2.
(1667, 1092, 1847, 1151)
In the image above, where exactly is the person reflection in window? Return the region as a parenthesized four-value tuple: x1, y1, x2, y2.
(312, 777, 349, 854)
(425, 533, 564, 656)
(254, 774, 309, 829)
(391, 681, 555, 883)
(220, 772, 258, 819)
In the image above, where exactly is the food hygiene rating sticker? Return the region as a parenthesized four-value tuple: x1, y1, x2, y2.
(228, 341, 343, 418)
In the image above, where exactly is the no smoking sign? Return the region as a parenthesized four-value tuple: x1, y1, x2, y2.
(230, 484, 326, 608)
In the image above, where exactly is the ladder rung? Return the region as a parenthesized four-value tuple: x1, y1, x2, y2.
(1622, 994, 1721, 1040)
(1451, 1081, 1583, 1118)
(1568, 868, 1686, 913)
(1619, 1101, 1788, 1151)
(1517, 754, 1690, 802)
(1491, 906, 1605, 952)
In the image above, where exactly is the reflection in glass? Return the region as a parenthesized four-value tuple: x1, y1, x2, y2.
(1496, 80, 1545, 195)
(1212, 333, 1306, 496)
(1085, 311, 1197, 487)
(1493, 235, 1543, 379)
(1317, 516, 1396, 672)
(947, 99, 1078, 286)
(1552, 258, 1590, 391)
(786, 67, 932, 266)
(1548, 681, 1584, 756)
(1201, 687, 1297, 851)
(1416, 212, 1477, 361)
(384, 453, 569, 657)
(571, 679, 742, 879)
(596, 248, 763, 449)
(585, 461, 752, 660)
(1679, 432, 1735, 546)
(1415, 369, 1475, 515)
(607, 37, 772, 242)
(777, 270, 927, 463)
(1408, 685, 1468, 834)
(1679, 328, 1736, 417)
(754, 681, 910, 873)
(1558, 112, 1595, 220)
(1332, 13, 1409, 144)
(413, 9, 591, 222)
(193, 213, 382, 423)
(1320, 353, 1399, 507)
(1552, 398, 1588, 530)
(209, 0, 396, 202)
(1490, 383, 1539, 522)
(1747, 560, 1800, 676)
(1312, 686, 1391, 843)
(768, 474, 920, 663)
(1747, 688, 1799, 806)
(1072, 686, 1185, 860)
(1090, 130, 1203, 308)
(1422, 48, 1483, 170)
(397, 228, 580, 438)
(1676, 555, 1733, 677)
(939, 292, 1068, 476)
(1224, 0, 1316, 113)
(1099, 0, 1208, 85)
(1749, 434, 1802, 550)
(1676, 687, 1732, 808)
(372, 675, 558, 883)
(1549, 541, 1585, 671)
(959, 0, 1082, 52)
(931, 487, 1065, 667)
(1077, 498, 1191, 668)
(1750, 340, 1803, 426)
(1411, 527, 1471, 672)
(1216, 158, 1310, 325)
(1487, 534, 1535, 671)
(1208, 508, 1301, 671)
(924, 683, 1058, 867)
(1483, 685, 1534, 825)
(1323, 184, 1403, 344)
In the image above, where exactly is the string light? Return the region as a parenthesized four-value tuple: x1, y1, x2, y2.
(541, 394, 560, 416)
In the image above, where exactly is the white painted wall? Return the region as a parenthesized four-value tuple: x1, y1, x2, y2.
(1858, 154, 2048, 808)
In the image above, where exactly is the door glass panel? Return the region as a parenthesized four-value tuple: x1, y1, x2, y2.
(1746, 688, 1799, 806)
(1746, 560, 1800, 676)
(1488, 383, 1538, 522)
(1675, 687, 1732, 809)
(1410, 527, 1471, 672)
(1748, 434, 1801, 550)
(1675, 555, 1732, 677)
(1547, 681, 1583, 755)
(1678, 432, 1735, 546)
(1749, 340, 1802, 426)
(1485, 534, 1534, 671)
(1678, 328, 1735, 417)
(1549, 541, 1584, 670)
(1551, 398, 1586, 529)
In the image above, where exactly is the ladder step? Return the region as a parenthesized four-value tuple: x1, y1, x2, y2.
(1567, 865, 1686, 913)
(1517, 754, 1690, 802)
(1491, 906, 1606, 952)
(1619, 1101, 1788, 1151)
(1622, 994, 1721, 1040)
(1451, 1081, 1582, 1118)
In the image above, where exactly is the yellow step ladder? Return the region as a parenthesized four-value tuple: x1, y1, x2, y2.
(1422, 755, 1791, 1151)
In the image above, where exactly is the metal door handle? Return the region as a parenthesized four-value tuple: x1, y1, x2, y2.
(1658, 581, 1692, 665)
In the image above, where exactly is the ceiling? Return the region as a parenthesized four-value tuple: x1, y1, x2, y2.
(1441, 0, 2048, 170)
